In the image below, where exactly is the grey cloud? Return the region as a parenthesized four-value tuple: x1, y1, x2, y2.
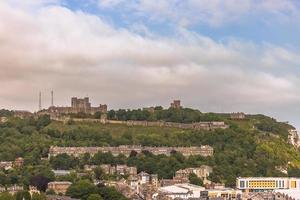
(0, 2, 300, 128)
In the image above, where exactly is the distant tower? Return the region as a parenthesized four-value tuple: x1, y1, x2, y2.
(51, 90, 54, 107)
(39, 92, 42, 111)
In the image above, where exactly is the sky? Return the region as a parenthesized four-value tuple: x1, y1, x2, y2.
(0, 0, 300, 128)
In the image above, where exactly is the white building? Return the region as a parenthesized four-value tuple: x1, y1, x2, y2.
(52, 170, 71, 176)
(138, 171, 150, 184)
(288, 129, 299, 147)
(153, 183, 205, 199)
(0, 117, 8, 123)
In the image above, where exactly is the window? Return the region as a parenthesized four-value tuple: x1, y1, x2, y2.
(240, 181, 245, 188)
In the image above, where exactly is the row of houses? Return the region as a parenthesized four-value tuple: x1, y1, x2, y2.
(48, 145, 214, 158)
(0, 157, 24, 170)
(84, 164, 137, 176)
(0, 185, 39, 195)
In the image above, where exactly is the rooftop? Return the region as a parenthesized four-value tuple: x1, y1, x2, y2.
(274, 189, 300, 200)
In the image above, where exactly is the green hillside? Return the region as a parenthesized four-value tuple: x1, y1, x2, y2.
(0, 109, 299, 187)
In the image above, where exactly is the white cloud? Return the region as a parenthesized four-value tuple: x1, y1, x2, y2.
(0, 1, 300, 127)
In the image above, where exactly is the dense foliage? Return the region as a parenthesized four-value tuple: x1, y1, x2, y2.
(66, 180, 127, 200)
(106, 108, 222, 123)
(0, 111, 299, 189)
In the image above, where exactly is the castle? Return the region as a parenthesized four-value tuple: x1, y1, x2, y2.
(39, 97, 107, 117)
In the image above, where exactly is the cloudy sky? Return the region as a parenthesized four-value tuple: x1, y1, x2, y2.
(1, 0, 300, 128)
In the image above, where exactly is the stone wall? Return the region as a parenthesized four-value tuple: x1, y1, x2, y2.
(103, 119, 229, 130)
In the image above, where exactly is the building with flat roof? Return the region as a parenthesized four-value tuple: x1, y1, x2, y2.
(153, 183, 205, 199)
(237, 177, 300, 192)
(47, 181, 72, 195)
(201, 188, 242, 199)
(52, 170, 71, 177)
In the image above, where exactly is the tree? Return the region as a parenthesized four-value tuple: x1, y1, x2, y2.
(98, 186, 128, 200)
(288, 167, 300, 177)
(129, 150, 138, 157)
(31, 193, 46, 200)
(36, 115, 51, 129)
(94, 167, 105, 180)
(46, 189, 56, 195)
(0, 172, 9, 186)
(23, 191, 31, 200)
(50, 153, 78, 170)
(188, 173, 203, 186)
(66, 180, 98, 200)
(0, 192, 14, 200)
(87, 194, 103, 200)
(15, 191, 24, 200)
(30, 175, 50, 192)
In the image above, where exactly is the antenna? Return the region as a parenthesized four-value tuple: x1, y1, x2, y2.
(51, 90, 54, 107)
(39, 91, 42, 111)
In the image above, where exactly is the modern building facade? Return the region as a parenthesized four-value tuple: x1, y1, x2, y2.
(237, 177, 300, 192)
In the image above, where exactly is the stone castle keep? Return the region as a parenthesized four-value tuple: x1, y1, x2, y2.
(40, 97, 107, 116)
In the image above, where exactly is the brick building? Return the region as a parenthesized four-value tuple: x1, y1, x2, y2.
(47, 181, 72, 195)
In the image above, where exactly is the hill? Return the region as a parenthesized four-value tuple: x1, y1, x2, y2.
(0, 108, 299, 187)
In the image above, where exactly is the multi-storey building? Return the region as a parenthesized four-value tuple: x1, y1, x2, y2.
(236, 177, 300, 192)
(47, 181, 72, 194)
(175, 165, 213, 182)
(0, 157, 24, 170)
(84, 164, 137, 176)
(48, 145, 214, 158)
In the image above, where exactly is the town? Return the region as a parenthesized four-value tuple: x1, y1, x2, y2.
(0, 97, 300, 200)
(1, 1, 299, 199)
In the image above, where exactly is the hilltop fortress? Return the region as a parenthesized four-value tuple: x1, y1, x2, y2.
(39, 97, 107, 116)
(37, 97, 229, 131)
